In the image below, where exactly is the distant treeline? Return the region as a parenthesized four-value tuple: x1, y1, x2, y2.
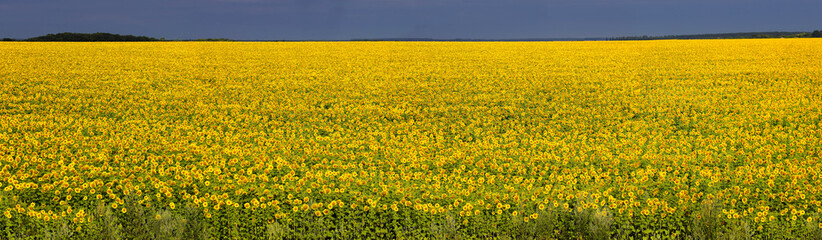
(0, 33, 241, 42)
(610, 31, 822, 40)
(3, 30, 822, 42)
(12, 32, 159, 42)
(191, 38, 234, 42)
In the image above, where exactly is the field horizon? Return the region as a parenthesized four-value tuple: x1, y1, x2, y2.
(4, 30, 822, 42)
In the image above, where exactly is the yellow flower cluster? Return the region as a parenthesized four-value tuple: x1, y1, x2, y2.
(0, 40, 820, 230)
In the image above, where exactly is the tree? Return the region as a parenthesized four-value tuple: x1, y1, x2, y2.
(812, 30, 822, 38)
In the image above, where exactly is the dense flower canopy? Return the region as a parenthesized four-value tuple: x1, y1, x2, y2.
(0, 40, 821, 237)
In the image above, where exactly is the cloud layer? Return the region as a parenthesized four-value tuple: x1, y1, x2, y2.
(1, 0, 820, 39)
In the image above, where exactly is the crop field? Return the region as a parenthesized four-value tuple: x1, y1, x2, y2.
(1, 39, 821, 239)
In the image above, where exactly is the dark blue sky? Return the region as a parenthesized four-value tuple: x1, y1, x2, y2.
(1, 0, 820, 40)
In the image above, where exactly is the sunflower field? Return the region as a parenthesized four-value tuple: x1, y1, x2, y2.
(0, 39, 821, 239)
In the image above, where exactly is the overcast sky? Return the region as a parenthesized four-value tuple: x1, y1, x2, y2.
(1, 0, 820, 40)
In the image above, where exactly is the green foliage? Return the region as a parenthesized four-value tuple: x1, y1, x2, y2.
(4, 200, 820, 239)
(692, 200, 723, 240)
